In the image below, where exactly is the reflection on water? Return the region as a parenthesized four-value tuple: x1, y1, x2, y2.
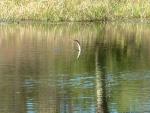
(0, 22, 150, 113)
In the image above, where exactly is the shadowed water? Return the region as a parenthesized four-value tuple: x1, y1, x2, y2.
(0, 22, 150, 113)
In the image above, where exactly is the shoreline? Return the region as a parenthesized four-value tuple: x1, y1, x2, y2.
(1, 0, 150, 24)
(1, 18, 150, 25)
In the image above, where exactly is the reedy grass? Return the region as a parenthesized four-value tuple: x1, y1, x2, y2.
(1, 0, 150, 22)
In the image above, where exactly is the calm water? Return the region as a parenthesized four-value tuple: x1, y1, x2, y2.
(0, 22, 150, 113)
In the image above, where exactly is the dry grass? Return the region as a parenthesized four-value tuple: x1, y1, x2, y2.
(0, 0, 150, 22)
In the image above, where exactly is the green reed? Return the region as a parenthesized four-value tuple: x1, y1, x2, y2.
(0, 0, 150, 22)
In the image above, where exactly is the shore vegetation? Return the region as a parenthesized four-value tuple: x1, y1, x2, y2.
(0, 0, 150, 22)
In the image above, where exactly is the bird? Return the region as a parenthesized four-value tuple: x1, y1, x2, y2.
(73, 40, 81, 59)
(73, 40, 81, 51)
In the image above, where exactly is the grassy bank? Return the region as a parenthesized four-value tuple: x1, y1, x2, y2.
(1, 0, 150, 22)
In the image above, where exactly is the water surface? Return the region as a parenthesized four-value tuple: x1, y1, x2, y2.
(0, 22, 150, 113)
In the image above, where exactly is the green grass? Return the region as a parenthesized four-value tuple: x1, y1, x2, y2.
(1, 0, 150, 22)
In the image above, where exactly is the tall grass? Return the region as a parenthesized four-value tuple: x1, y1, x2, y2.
(0, 0, 150, 22)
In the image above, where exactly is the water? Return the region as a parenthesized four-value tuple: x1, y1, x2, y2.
(0, 22, 150, 113)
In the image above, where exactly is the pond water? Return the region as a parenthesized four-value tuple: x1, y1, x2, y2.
(0, 22, 150, 113)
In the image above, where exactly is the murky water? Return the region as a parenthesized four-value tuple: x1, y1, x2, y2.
(0, 22, 150, 113)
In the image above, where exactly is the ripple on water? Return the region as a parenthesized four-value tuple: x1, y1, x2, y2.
(106, 70, 150, 113)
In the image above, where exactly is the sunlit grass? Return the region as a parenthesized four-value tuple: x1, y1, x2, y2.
(0, 0, 150, 22)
